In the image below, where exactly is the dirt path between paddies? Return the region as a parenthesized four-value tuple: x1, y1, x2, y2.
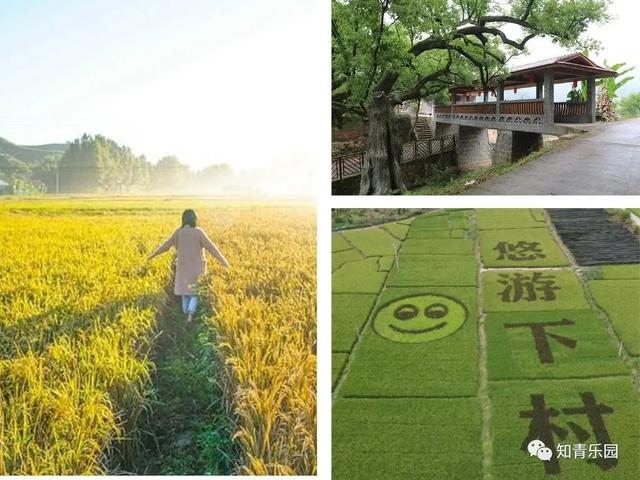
(128, 293, 238, 475)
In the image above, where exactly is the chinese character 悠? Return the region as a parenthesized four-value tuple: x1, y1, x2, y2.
(494, 241, 546, 261)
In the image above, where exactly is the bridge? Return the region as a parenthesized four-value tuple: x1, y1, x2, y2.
(435, 52, 617, 135)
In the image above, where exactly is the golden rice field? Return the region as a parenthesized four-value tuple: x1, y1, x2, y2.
(0, 197, 316, 475)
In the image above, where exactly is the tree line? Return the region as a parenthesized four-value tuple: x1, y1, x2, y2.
(0, 133, 231, 193)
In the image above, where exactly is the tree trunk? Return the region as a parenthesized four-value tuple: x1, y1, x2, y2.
(359, 92, 406, 195)
(333, 109, 344, 129)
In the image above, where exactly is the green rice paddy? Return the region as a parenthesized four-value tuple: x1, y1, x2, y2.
(588, 280, 640, 356)
(479, 227, 569, 267)
(332, 209, 639, 480)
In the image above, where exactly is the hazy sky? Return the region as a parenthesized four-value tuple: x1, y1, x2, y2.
(0, 0, 635, 174)
(0, 0, 325, 186)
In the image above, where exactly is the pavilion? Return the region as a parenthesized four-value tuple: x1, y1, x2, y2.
(434, 52, 618, 134)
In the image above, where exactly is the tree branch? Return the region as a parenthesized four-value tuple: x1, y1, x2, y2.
(397, 50, 454, 103)
(364, 0, 391, 99)
(522, 0, 536, 22)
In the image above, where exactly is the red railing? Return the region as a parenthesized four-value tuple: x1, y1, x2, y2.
(500, 99, 544, 115)
(436, 99, 543, 115)
(554, 102, 589, 122)
(435, 103, 497, 114)
(435, 99, 595, 123)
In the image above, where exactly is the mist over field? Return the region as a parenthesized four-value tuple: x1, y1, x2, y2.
(0, 0, 323, 197)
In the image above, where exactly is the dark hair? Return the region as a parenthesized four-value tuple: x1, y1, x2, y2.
(182, 209, 197, 228)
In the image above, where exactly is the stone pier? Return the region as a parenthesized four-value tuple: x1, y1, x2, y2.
(493, 131, 544, 165)
(436, 123, 491, 171)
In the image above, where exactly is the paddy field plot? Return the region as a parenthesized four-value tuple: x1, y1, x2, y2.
(332, 208, 639, 480)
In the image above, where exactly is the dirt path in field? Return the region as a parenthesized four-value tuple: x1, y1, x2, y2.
(470, 211, 494, 480)
(127, 294, 237, 475)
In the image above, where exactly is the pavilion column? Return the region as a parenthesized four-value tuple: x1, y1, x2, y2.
(586, 76, 596, 123)
(451, 92, 456, 114)
(497, 81, 504, 114)
(543, 70, 555, 125)
(535, 81, 543, 99)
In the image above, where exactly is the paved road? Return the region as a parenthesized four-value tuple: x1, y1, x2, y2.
(464, 118, 640, 195)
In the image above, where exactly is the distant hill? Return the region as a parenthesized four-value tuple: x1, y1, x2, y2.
(0, 136, 68, 165)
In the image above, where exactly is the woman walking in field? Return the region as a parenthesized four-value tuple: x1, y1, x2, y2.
(147, 209, 230, 322)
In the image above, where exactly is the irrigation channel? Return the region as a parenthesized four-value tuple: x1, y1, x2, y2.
(128, 292, 237, 475)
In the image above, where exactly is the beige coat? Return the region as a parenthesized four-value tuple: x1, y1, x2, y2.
(150, 226, 228, 295)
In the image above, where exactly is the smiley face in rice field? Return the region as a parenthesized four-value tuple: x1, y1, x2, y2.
(373, 294, 468, 343)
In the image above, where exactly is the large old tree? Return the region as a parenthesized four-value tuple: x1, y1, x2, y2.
(332, 0, 610, 194)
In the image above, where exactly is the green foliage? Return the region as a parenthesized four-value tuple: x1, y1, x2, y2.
(332, 208, 425, 229)
(197, 164, 231, 182)
(0, 154, 31, 182)
(332, 0, 610, 119)
(1, 135, 233, 194)
(58, 134, 151, 193)
(11, 178, 47, 194)
(617, 92, 640, 119)
(566, 88, 585, 103)
(34, 153, 63, 192)
(598, 61, 635, 99)
(408, 144, 555, 195)
(150, 155, 189, 190)
(0, 136, 66, 164)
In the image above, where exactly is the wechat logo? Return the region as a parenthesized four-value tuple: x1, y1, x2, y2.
(527, 439, 553, 462)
